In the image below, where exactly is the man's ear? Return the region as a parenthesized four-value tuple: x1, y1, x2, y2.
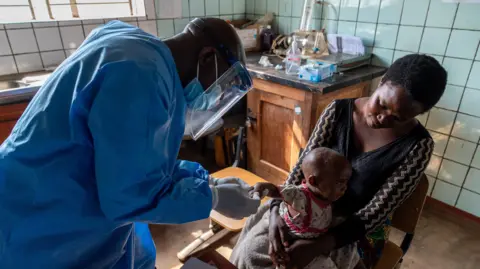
(198, 46, 216, 66)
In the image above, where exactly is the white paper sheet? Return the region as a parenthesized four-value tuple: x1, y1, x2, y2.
(180, 258, 217, 269)
(156, 0, 182, 18)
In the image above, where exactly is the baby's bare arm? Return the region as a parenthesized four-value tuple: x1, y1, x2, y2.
(251, 182, 283, 198)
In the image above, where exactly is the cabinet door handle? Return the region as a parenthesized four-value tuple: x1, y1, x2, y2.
(246, 115, 257, 128)
(246, 108, 257, 128)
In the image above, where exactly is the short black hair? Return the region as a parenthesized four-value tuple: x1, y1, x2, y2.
(381, 54, 447, 111)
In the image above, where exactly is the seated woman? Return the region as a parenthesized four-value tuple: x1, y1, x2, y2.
(230, 54, 447, 269)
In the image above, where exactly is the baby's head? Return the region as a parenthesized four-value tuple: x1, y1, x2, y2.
(300, 147, 351, 202)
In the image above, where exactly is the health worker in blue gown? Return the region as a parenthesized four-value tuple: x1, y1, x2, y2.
(0, 18, 260, 269)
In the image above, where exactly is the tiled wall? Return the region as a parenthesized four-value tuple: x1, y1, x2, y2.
(0, 0, 245, 76)
(248, 0, 480, 217)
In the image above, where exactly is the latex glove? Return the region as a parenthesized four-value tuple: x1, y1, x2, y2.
(211, 176, 251, 191)
(211, 183, 260, 220)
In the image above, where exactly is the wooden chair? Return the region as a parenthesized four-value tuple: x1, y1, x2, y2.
(374, 174, 429, 269)
(178, 170, 429, 269)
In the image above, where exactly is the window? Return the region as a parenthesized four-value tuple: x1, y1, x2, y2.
(0, 0, 146, 23)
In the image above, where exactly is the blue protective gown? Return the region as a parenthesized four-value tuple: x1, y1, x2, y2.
(0, 21, 213, 269)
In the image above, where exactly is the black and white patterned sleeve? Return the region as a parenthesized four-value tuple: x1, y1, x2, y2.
(331, 137, 434, 247)
(285, 101, 338, 186)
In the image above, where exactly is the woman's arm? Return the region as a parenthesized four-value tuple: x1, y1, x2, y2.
(330, 137, 434, 247)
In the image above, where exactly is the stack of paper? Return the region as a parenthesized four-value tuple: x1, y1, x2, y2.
(327, 34, 365, 55)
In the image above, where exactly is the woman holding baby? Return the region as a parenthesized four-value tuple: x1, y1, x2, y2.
(230, 54, 447, 269)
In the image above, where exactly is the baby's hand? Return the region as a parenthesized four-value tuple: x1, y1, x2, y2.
(250, 182, 279, 199)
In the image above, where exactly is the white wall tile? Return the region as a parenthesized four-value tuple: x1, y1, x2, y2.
(5, 23, 32, 30)
(378, 0, 403, 24)
(426, 154, 442, 177)
(35, 28, 63, 51)
(0, 30, 11, 56)
(65, 49, 76, 57)
(400, 0, 429, 26)
(446, 30, 480, 60)
(451, 113, 480, 142)
(435, 84, 464, 110)
(59, 21, 82, 26)
(139, 21, 158, 36)
(395, 26, 423, 52)
(419, 28, 450, 56)
(454, 3, 480, 31)
(7, 29, 38, 54)
(436, 85, 463, 111)
(41, 50, 65, 68)
(83, 24, 103, 37)
(467, 61, 480, 90)
(144, 0, 156, 20)
(15, 53, 43, 73)
(432, 180, 461, 206)
(444, 138, 476, 165)
(60, 26, 85, 50)
(33, 22, 58, 28)
(471, 146, 480, 169)
(460, 88, 480, 117)
(339, 0, 360, 21)
(426, 0, 457, 28)
(374, 24, 398, 49)
(0, 55, 17, 75)
(430, 131, 449, 156)
(442, 58, 473, 86)
(438, 159, 469, 186)
(426, 175, 436, 196)
(456, 189, 480, 217)
(464, 168, 480, 194)
(358, 0, 380, 23)
(338, 21, 357, 36)
(426, 108, 456, 135)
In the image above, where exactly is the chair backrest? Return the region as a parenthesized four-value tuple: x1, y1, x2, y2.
(390, 174, 429, 234)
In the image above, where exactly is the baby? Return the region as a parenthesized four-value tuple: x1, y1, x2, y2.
(251, 147, 351, 240)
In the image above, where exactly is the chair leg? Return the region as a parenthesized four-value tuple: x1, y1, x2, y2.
(400, 233, 414, 255)
(232, 127, 245, 168)
(177, 223, 237, 263)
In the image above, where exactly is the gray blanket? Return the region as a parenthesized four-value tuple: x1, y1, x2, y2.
(230, 203, 359, 269)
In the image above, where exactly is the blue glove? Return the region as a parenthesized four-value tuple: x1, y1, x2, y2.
(211, 183, 260, 220)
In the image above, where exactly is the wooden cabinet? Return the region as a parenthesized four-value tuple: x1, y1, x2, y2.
(0, 102, 28, 143)
(247, 78, 370, 184)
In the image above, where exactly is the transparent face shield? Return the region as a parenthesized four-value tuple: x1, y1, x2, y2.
(185, 61, 253, 140)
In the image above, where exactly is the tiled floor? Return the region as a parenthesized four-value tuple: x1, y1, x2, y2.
(152, 203, 480, 269)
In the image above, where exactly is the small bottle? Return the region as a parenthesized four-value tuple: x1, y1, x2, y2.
(285, 36, 302, 75)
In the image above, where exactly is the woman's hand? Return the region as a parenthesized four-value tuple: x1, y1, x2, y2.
(268, 204, 290, 266)
(284, 234, 336, 269)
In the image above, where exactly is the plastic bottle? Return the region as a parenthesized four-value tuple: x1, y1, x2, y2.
(285, 36, 302, 75)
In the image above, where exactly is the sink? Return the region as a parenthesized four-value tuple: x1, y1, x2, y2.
(0, 81, 30, 91)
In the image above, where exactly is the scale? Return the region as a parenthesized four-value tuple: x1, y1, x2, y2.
(308, 53, 372, 72)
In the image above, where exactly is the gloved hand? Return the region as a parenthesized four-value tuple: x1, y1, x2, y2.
(211, 183, 260, 220)
(211, 176, 251, 191)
